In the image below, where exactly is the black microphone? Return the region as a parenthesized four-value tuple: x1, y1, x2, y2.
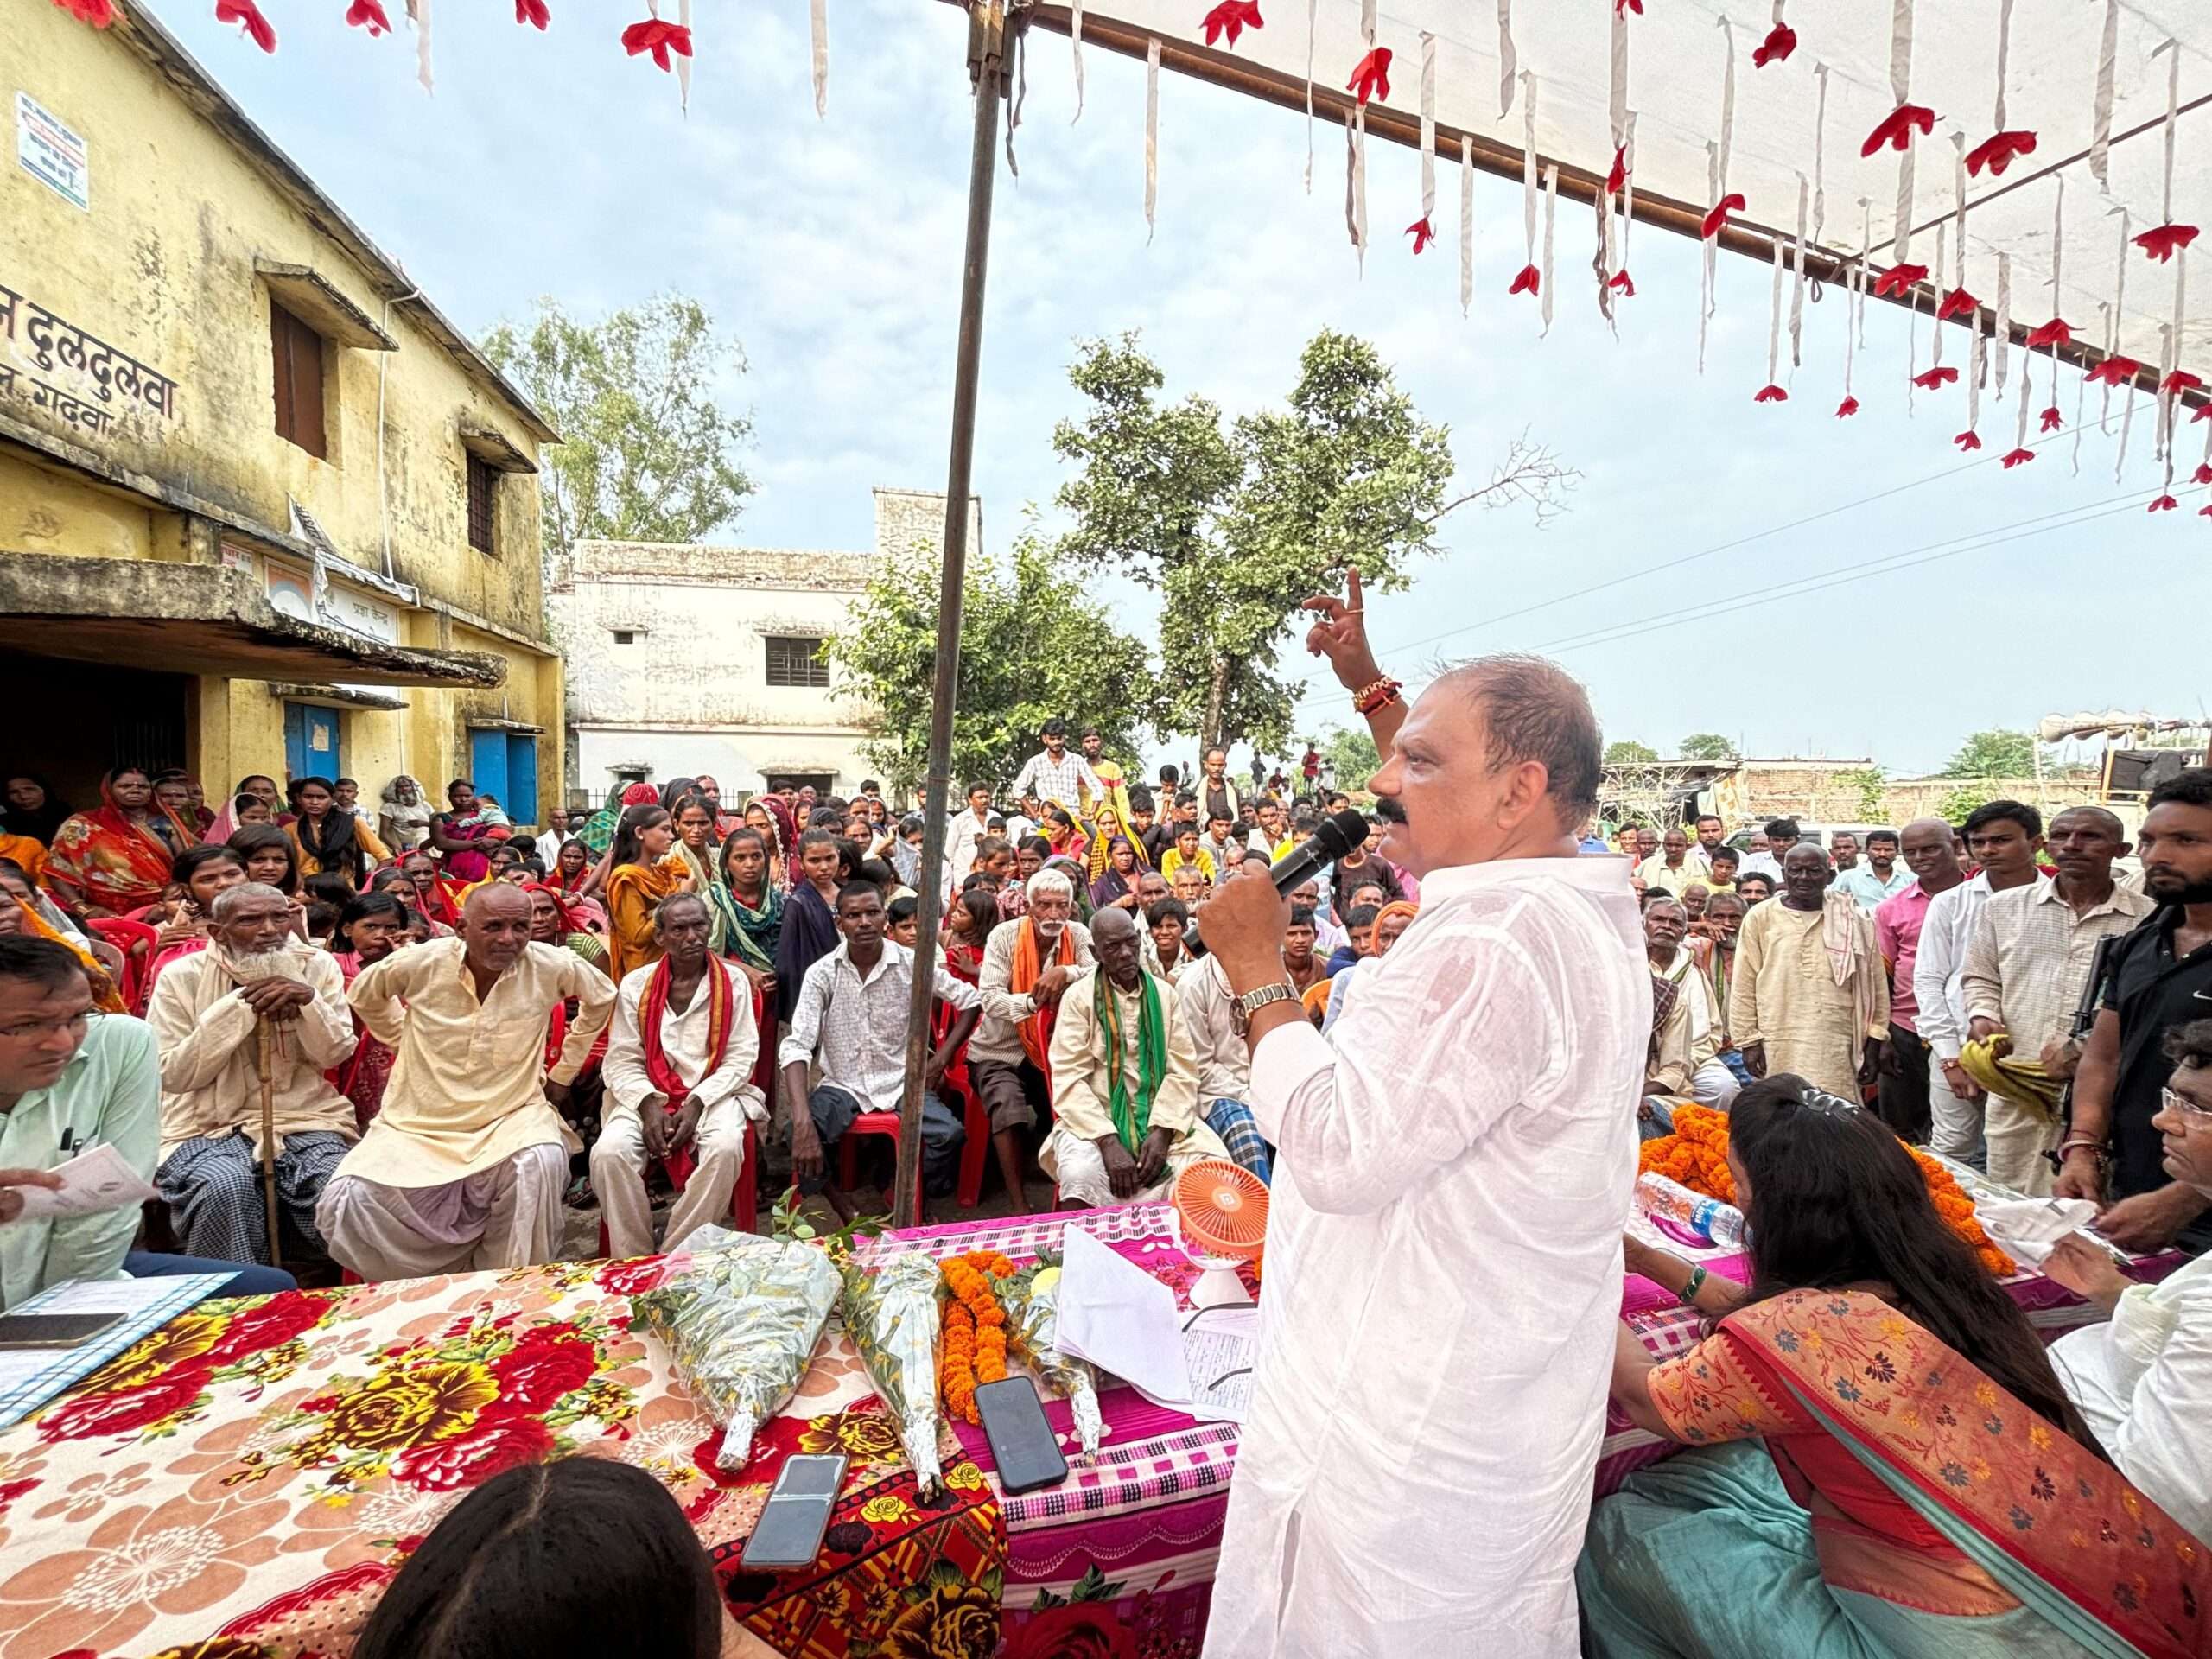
(1185, 806, 1371, 945)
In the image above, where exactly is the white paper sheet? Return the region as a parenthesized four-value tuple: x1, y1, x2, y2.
(1975, 1197, 2112, 1269)
(12, 1143, 157, 1221)
(1058, 1225, 1192, 1406)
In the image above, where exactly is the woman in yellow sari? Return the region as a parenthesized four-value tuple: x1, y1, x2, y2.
(602, 804, 692, 982)
(1586, 1076, 2209, 1659)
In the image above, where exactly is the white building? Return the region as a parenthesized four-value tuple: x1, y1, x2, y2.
(547, 488, 979, 804)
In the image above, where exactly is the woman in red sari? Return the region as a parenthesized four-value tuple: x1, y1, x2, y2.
(1586, 1076, 2209, 1659)
(42, 767, 181, 918)
(331, 891, 409, 1128)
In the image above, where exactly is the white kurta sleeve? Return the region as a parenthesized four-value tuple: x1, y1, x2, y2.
(1247, 912, 1547, 1215)
(601, 972, 654, 1112)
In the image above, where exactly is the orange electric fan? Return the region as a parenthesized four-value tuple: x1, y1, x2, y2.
(1173, 1159, 1268, 1309)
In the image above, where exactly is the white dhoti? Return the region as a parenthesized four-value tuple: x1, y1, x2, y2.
(1041, 1123, 1223, 1208)
(315, 1143, 570, 1281)
(589, 1095, 753, 1259)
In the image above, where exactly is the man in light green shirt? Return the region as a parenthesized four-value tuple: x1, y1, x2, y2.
(0, 938, 290, 1309)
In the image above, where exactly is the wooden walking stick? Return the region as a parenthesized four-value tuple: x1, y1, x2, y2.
(255, 1017, 283, 1270)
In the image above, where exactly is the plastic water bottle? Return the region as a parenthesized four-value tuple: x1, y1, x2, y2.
(1636, 1172, 1747, 1249)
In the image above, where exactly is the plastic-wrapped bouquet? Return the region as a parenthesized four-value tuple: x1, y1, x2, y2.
(632, 1235, 842, 1471)
(838, 1251, 948, 1498)
(1004, 1252, 1104, 1459)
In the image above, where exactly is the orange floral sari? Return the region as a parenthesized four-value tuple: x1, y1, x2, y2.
(42, 776, 177, 913)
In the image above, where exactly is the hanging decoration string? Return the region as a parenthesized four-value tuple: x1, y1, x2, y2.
(1811, 60, 1828, 245)
(1144, 36, 1160, 244)
(2139, 38, 2196, 264)
(1993, 245, 2012, 404)
(1459, 134, 1475, 318)
(1839, 200, 1868, 417)
(2034, 177, 2069, 432)
(1510, 72, 1540, 297)
(2089, 0, 2118, 190)
(1071, 0, 1085, 123)
(1967, 0, 2035, 177)
(2003, 257, 2037, 467)
(1868, 0, 1931, 298)
(1541, 162, 1558, 335)
(1301, 0, 1315, 184)
(1789, 174, 1808, 372)
(1697, 16, 1740, 373)
(1408, 33, 1437, 254)
(1497, 0, 1516, 120)
(1757, 239, 1787, 402)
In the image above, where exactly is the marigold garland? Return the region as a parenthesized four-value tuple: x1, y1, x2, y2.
(1635, 1103, 2014, 1277)
(938, 1250, 1015, 1426)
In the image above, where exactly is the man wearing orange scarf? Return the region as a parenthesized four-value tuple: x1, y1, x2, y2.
(971, 868, 1092, 1211)
(594, 893, 763, 1258)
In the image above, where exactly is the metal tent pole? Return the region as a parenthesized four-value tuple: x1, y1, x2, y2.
(892, 0, 1009, 1228)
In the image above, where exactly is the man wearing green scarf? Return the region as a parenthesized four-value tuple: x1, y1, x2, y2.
(1041, 907, 1227, 1207)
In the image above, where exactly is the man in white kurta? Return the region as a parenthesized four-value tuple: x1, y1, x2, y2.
(317, 883, 615, 1280)
(594, 893, 765, 1258)
(1192, 642, 1647, 1659)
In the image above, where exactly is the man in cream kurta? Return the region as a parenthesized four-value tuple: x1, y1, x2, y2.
(594, 893, 765, 1258)
(147, 883, 358, 1265)
(317, 883, 615, 1280)
(1730, 847, 1890, 1101)
(1041, 907, 1226, 1206)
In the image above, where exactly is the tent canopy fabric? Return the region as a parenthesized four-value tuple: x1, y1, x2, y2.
(1005, 0, 2211, 399)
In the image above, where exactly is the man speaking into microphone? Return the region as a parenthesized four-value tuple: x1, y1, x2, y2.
(1197, 572, 1647, 1659)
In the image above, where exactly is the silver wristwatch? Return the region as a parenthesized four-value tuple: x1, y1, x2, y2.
(1231, 981, 1300, 1035)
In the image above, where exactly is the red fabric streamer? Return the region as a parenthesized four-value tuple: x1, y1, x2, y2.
(2158, 370, 2202, 397)
(2085, 357, 2141, 387)
(2195, 464, 2212, 486)
(1936, 288, 1979, 323)
(1912, 366, 1960, 390)
(2200, 505, 2212, 518)
(621, 16, 692, 71)
(1405, 218, 1435, 255)
(1965, 131, 2037, 178)
(1872, 263, 1929, 298)
(52, 0, 116, 25)
(1754, 385, 1789, 404)
(1508, 264, 1541, 296)
(1202, 0, 1263, 49)
(2000, 448, 2036, 468)
(1700, 194, 1746, 240)
(1346, 48, 1391, 105)
(1953, 430, 1982, 451)
(2039, 405, 2063, 433)
(2195, 404, 2212, 423)
(2134, 224, 2199, 264)
(1751, 24, 1796, 67)
(1606, 146, 1628, 194)
(346, 0, 391, 34)
(215, 0, 277, 52)
(517, 0, 551, 25)
(1860, 105, 1936, 158)
(2147, 495, 2179, 513)
(1615, 0, 1642, 13)
(1835, 397, 1860, 419)
(2024, 318, 2073, 350)
(1608, 270, 1637, 298)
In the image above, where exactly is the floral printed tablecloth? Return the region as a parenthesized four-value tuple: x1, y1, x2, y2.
(0, 1255, 1002, 1659)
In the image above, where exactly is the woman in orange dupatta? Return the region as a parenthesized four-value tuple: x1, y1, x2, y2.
(1586, 1076, 2209, 1659)
(602, 804, 692, 983)
(42, 768, 181, 918)
(0, 883, 126, 1013)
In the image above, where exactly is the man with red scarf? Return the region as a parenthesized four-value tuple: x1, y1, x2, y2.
(970, 868, 1093, 1211)
(593, 893, 763, 1258)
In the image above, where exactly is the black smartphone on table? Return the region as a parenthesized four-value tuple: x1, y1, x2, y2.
(976, 1376, 1069, 1495)
(741, 1452, 848, 1571)
(0, 1311, 124, 1351)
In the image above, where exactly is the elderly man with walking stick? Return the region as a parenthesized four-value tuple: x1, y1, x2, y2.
(146, 881, 359, 1268)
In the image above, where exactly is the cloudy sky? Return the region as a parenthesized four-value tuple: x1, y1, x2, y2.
(140, 0, 2209, 776)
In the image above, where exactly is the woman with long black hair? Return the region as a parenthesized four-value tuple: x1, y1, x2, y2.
(1584, 1076, 2204, 1657)
(603, 804, 690, 982)
(287, 775, 388, 888)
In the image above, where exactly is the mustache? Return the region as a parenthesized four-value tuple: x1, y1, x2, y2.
(1374, 797, 1408, 824)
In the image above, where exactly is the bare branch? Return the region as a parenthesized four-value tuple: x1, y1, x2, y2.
(1425, 429, 1581, 528)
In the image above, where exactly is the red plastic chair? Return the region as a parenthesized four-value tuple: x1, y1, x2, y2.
(86, 917, 159, 1013)
(836, 1110, 925, 1217)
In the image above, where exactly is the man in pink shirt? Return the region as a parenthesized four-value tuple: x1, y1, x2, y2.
(1873, 817, 1967, 1143)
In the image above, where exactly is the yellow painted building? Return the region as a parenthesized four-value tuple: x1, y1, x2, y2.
(0, 4, 563, 824)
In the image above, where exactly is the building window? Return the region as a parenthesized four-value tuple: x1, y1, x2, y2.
(270, 300, 327, 458)
(765, 634, 830, 689)
(466, 453, 497, 554)
(613, 628, 639, 645)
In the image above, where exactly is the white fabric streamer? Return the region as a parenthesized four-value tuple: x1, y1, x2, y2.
(1619, 111, 1637, 273)
(1608, 3, 1628, 149)
(1522, 73, 1539, 270)
(2098, 293, 2117, 435)
(1498, 0, 1516, 120)
(1419, 34, 1437, 226)
(1004, 16, 1027, 176)
(1812, 63, 1828, 245)
(1700, 140, 1719, 372)
(1460, 134, 1474, 318)
(2160, 257, 2186, 462)
(1857, 199, 1872, 350)
(810, 0, 828, 118)
(1360, 0, 1375, 45)
(1716, 16, 1736, 192)
(1071, 0, 1085, 124)
(1889, 0, 1916, 260)
(1301, 0, 1314, 186)
(409, 0, 433, 94)
(1541, 162, 1557, 336)
(2155, 39, 2181, 224)
(2075, 316, 2093, 471)
(1950, 132, 1968, 288)
(1992, 0, 2012, 132)
(1765, 240, 1784, 387)
(1145, 37, 1160, 244)
(2017, 343, 2033, 448)
(1789, 175, 1808, 373)
(1993, 253, 2011, 401)
(677, 0, 694, 114)
(1355, 104, 1370, 275)
(2090, 0, 2118, 191)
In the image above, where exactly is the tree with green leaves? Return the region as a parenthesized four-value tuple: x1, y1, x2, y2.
(1604, 739, 1661, 765)
(1052, 330, 1573, 758)
(1315, 725, 1382, 793)
(1941, 728, 2039, 779)
(1836, 766, 1889, 819)
(481, 294, 755, 571)
(824, 528, 1154, 798)
(1677, 733, 1738, 761)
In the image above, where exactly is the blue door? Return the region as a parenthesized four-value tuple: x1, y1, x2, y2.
(468, 729, 507, 817)
(504, 735, 538, 826)
(283, 702, 340, 782)
(466, 732, 539, 826)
